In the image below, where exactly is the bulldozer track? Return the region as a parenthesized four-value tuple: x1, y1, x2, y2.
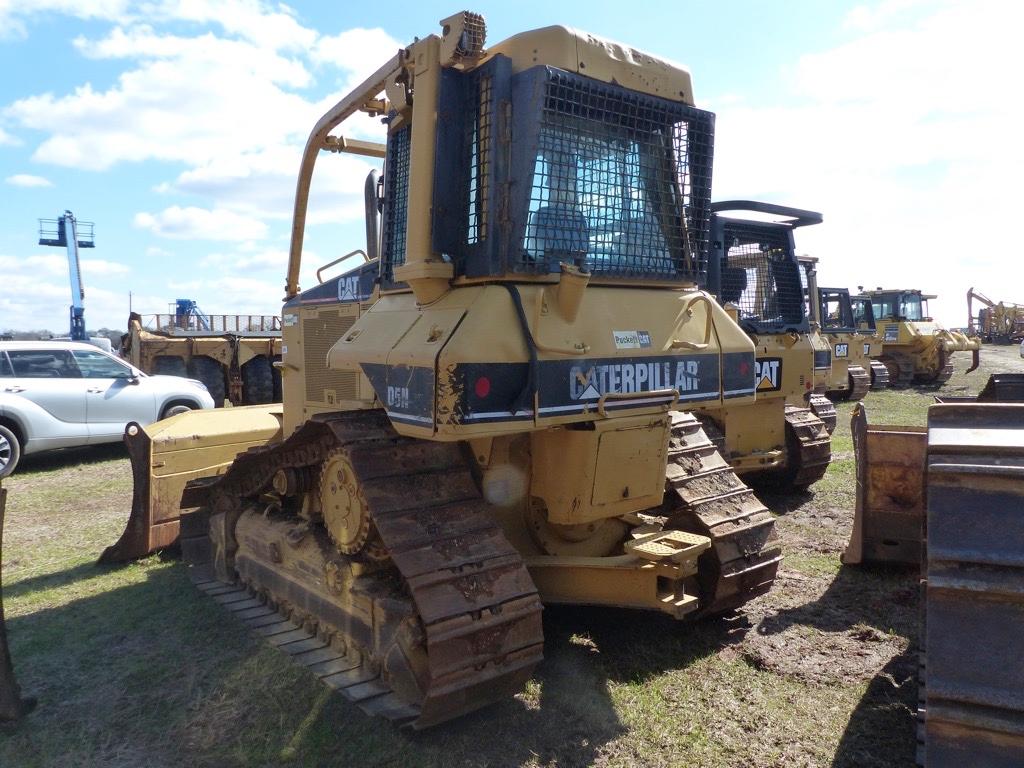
(808, 393, 837, 434)
(921, 354, 954, 385)
(846, 365, 870, 401)
(663, 412, 782, 613)
(868, 360, 890, 389)
(781, 406, 832, 488)
(183, 410, 544, 729)
(881, 354, 915, 388)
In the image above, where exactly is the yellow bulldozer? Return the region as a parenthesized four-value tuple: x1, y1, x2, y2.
(107, 14, 785, 727)
(800, 258, 889, 398)
(696, 202, 832, 487)
(857, 288, 979, 387)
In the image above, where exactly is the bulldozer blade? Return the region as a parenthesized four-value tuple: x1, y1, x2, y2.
(99, 405, 283, 564)
(842, 403, 927, 566)
(0, 483, 36, 721)
(922, 403, 1024, 765)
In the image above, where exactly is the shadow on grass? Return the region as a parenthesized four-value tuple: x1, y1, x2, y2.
(831, 649, 917, 768)
(754, 564, 919, 768)
(759, 563, 918, 638)
(15, 443, 127, 476)
(1, 558, 744, 768)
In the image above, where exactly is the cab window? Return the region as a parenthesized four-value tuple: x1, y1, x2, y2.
(72, 350, 134, 378)
(7, 349, 80, 378)
(0, 353, 12, 377)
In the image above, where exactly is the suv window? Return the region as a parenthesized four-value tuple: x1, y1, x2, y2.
(7, 349, 81, 378)
(72, 350, 134, 379)
(0, 353, 11, 377)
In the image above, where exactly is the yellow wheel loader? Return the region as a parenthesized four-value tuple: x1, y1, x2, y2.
(800, 259, 888, 399)
(117, 14, 784, 728)
(697, 202, 832, 488)
(859, 289, 980, 387)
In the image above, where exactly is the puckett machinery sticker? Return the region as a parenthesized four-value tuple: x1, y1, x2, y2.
(884, 324, 899, 342)
(362, 352, 758, 426)
(612, 330, 653, 350)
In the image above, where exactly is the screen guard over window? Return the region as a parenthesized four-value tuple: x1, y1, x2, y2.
(430, 61, 715, 283)
(716, 222, 806, 333)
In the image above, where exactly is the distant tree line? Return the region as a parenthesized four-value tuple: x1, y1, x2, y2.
(0, 328, 124, 344)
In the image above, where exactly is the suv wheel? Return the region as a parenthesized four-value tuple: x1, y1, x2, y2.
(0, 425, 22, 478)
(162, 403, 194, 419)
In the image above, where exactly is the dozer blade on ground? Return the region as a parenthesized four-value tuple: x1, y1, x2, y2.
(99, 405, 283, 564)
(843, 373, 1024, 567)
(843, 403, 927, 566)
(921, 402, 1024, 765)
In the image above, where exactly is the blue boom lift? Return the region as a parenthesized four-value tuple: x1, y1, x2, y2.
(38, 211, 95, 341)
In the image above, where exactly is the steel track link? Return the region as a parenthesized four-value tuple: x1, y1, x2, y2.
(781, 405, 832, 488)
(662, 412, 782, 613)
(869, 360, 890, 389)
(808, 393, 837, 434)
(184, 409, 544, 729)
(846, 365, 871, 401)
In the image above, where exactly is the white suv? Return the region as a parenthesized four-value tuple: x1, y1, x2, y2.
(0, 340, 214, 476)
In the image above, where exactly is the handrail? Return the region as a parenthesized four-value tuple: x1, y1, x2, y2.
(316, 250, 369, 284)
(670, 295, 713, 350)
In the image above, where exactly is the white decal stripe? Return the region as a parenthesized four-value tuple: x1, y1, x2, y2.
(723, 387, 756, 396)
(385, 411, 433, 424)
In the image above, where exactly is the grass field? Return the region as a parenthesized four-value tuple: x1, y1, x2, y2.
(2, 345, 1022, 768)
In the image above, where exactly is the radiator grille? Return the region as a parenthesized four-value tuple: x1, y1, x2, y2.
(304, 311, 357, 403)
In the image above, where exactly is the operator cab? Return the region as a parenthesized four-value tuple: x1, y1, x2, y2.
(851, 295, 877, 331)
(865, 290, 934, 322)
(708, 201, 822, 335)
(818, 289, 856, 333)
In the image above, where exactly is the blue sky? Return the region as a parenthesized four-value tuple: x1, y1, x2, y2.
(0, 0, 1018, 332)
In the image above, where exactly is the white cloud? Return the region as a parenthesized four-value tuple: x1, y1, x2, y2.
(312, 27, 403, 91)
(134, 206, 269, 240)
(710, 0, 1024, 327)
(0, 126, 18, 145)
(5, 173, 52, 187)
(0, 253, 136, 331)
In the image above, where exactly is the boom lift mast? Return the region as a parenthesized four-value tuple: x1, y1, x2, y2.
(38, 210, 95, 341)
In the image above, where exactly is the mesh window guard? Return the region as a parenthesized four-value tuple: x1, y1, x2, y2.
(721, 224, 805, 326)
(518, 71, 713, 280)
(467, 74, 492, 245)
(381, 124, 411, 285)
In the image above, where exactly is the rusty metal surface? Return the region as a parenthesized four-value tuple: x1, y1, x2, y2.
(922, 403, 1024, 766)
(843, 403, 927, 566)
(100, 405, 282, 563)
